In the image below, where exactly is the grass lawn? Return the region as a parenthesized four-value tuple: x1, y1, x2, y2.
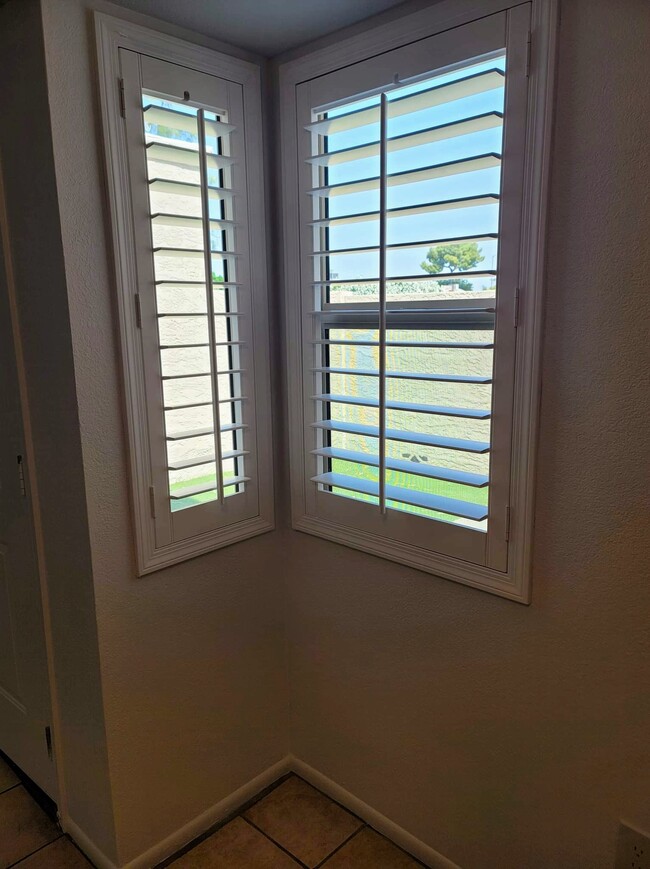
(331, 459, 488, 524)
(169, 464, 488, 525)
(169, 472, 227, 511)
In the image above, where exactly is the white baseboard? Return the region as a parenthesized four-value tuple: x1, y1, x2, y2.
(62, 755, 292, 869)
(290, 756, 460, 869)
(63, 754, 457, 869)
(61, 818, 119, 869)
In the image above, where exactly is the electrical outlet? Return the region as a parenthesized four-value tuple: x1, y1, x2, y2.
(616, 822, 650, 869)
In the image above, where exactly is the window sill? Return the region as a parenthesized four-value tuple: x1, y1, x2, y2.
(292, 514, 529, 603)
(138, 516, 275, 576)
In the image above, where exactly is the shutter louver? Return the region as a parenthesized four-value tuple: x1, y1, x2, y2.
(100, 35, 273, 572)
(307, 56, 506, 531)
(143, 96, 247, 512)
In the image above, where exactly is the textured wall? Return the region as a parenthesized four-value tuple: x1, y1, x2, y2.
(284, 1, 650, 867)
(0, 0, 117, 858)
(39, 0, 288, 863)
(28, 0, 650, 866)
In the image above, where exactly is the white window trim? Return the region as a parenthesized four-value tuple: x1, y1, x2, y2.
(95, 13, 274, 575)
(279, 0, 558, 603)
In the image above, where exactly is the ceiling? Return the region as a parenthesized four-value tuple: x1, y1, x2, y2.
(113, 0, 411, 57)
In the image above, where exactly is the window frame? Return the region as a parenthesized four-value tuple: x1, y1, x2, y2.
(96, 13, 274, 575)
(279, 0, 558, 603)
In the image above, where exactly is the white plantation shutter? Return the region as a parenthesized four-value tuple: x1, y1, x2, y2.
(290, 8, 532, 581)
(99, 41, 273, 573)
(143, 100, 251, 526)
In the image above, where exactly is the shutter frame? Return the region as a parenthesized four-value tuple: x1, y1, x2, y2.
(95, 13, 274, 574)
(281, 0, 558, 603)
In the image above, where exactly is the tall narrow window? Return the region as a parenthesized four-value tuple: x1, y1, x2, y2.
(283, 4, 550, 600)
(97, 23, 273, 573)
(145, 97, 247, 514)
(308, 61, 503, 546)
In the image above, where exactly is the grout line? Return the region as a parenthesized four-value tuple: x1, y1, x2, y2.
(291, 773, 364, 824)
(241, 816, 310, 868)
(155, 772, 294, 868)
(313, 824, 366, 867)
(292, 774, 427, 867)
(362, 823, 429, 868)
(6, 833, 64, 868)
(156, 770, 424, 868)
(0, 753, 58, 822)
(61, 835, 93, 866)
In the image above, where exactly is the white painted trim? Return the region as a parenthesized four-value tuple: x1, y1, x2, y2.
(64, 753, 457, 869)
(94, 11, 275, 574)
(279, 0, 524, 83)
(290, 756, 461, 869)
(0, 153, 64, 804)
(62, 819, 117, 869)
(63, 756, 292, 869)
(95, 11, 260, 86)
(279, 0, 559, 604)
(507, 0, 559, 603)
(139, 516, 275, 575)
(293, 516, 526, 602)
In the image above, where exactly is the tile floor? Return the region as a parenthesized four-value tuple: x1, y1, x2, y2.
(1, 756, 423, 868)
(0, 755, 90, 868)
(166, 775, 424, 868)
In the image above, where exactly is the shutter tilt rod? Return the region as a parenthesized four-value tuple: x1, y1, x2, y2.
(378, 92, 388, 515)
(197, 109, 226, 504)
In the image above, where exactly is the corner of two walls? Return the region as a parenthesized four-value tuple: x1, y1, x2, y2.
(0, 0, 118, 860)
(276, 3, 650, 869)
(33, 0, 289, 864)
(14, 0, 650, 867)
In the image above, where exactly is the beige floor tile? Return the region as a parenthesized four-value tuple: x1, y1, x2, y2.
(0, 785, 60, 868)
(171, 816, 300, 868)
(244, 776, 363, 868)
(12, 837, 91, 868)
(322, 827, 421, 868)
(0, 757, 19, 794)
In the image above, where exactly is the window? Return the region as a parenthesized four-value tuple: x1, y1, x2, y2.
(96, 18, 273, 573)
(281, 2, 556, 601)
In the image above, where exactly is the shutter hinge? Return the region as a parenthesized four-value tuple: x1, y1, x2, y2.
(504, 504, 511, 541)
(118, 77, 126, 118)
(134, 293, 142, 328)
(149, 486, 156, 518)
(514, 287, 521, 328)
(16, 455, 26, 497)
(45, 726, 53, 761)
(525, 31, 532, 78)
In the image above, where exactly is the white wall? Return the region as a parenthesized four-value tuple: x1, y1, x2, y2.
(282, 1, 650, 867)
(0, 0, 118, 857)
(11, 0, 650, 866)
(38, 0, 288, 863)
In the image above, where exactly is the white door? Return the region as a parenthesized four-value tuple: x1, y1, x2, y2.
(0, 178, 57, 799)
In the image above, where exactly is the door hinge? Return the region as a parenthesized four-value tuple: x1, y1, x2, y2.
(16, 455, 26, 497)
(134, 293, 142, 328)
(149, 486, 156, 518)
(514, 287, 521, 328)
(525, 31, 532, 77)
(118, 77, 126, 118)
(504, 504, 511, 542)
(45, 726, 53, 761)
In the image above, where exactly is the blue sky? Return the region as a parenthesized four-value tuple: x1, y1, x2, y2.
(142, 54, 507, 288)
(317, 55, 506, 286)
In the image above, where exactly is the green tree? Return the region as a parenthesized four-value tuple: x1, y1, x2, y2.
(420, 242, 484, 291)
